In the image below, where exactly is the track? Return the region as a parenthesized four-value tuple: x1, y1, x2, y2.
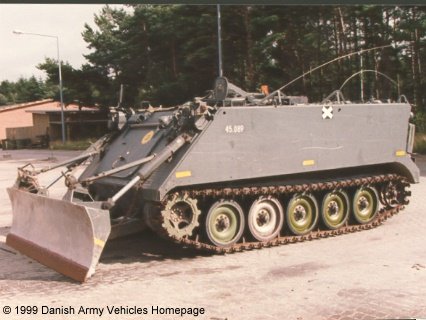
(151, 173, 410, 254)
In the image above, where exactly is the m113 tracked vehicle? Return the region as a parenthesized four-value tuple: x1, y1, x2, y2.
(6, 77, 419, 282)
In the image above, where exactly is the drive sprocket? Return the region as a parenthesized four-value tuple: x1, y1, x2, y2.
(161, 193, 201, 239)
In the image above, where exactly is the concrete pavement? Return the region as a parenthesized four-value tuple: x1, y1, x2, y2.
(0, 150, 425, 320)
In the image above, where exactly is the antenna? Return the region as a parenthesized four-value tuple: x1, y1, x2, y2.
(259, 44, 394, 104)
(359, 54, 364, 102)
(217, 4, 223, 77)
(118, 84, 124, 108)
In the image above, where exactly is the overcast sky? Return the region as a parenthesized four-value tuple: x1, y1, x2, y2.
(0, 4, 128, 82)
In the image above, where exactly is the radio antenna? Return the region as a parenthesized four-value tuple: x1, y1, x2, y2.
(259, 44, 394, 104)
(217, 4, 223, 77)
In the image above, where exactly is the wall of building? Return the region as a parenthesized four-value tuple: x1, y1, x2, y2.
(32, 113, 50, 137)
(1, 100, 108, 146)
(0, 100, 54, 140)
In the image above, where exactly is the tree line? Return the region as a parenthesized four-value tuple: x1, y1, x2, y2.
(0, 76, 51, 105)
(1, 5, 425, 114)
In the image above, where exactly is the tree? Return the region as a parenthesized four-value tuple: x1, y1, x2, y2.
(37, 58, 112, 108)
(0, 77, 48, 105)
(31, 4, 423, 111)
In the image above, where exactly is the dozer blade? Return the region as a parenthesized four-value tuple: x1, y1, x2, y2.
(6, 187, 111, 282)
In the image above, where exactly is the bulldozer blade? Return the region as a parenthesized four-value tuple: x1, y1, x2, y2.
(6, 187, 111, 282)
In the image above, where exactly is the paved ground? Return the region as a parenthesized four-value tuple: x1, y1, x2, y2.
(0, 149, 425, 320)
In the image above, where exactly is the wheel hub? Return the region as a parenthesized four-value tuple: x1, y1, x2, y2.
(256, 209, 271, 226)
(358, 196, 369, 211)
(385, 185, 398, 205)
(215, 214, 231, 232)
(294, 205, 307, 221)
(327, 200, 339, 216)
(386, 189, 397, 199)
(170, 207, 191, 227)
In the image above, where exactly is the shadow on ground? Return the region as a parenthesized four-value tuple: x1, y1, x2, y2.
(100, 229, 213, 264)
(0, 225, 213, 284)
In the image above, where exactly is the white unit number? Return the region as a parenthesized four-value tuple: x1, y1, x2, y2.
(225, 125, 245, 134)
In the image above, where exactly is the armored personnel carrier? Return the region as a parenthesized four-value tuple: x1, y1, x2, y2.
(6, 77, 419, 282)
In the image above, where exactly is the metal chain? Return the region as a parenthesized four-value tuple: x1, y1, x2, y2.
(151, 173, 409, 254)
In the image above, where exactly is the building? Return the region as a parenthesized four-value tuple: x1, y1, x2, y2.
(0, 99, 108, 147)
(28, 106, 109, 141)
(0, 99, 53, 141)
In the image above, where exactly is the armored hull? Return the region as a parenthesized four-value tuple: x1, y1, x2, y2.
(6, 78, 419, 282)
(148, 103, 418, 199)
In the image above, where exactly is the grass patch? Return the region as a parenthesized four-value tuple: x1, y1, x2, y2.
(49, 139, 95, 151)
(414, 133, 426, 154)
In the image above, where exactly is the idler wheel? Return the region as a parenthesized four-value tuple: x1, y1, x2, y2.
(248, 196, 284, 241)
(379, 181, 407, 207)
(352, 187, 379, 224)
(321, 190, 349, 230)
(286, 194, 318, 236)
(205, 200, 244, 247)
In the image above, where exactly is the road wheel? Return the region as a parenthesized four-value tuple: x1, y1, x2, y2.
(286, 194, 318, 235)
(205, 200, 245, 247)
(321, 190, 349, 230)
(248, 196, 284, 241)
(352, 187, 379, 224)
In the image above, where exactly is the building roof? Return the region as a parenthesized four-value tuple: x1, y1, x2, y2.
(0, 99, 101, 114)
(0, 99, 53, 113)
(26, 101, 101, 114)
(29, 109, 102, 115)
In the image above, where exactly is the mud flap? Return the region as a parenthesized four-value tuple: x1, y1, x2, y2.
(6, 187, 111, 282)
